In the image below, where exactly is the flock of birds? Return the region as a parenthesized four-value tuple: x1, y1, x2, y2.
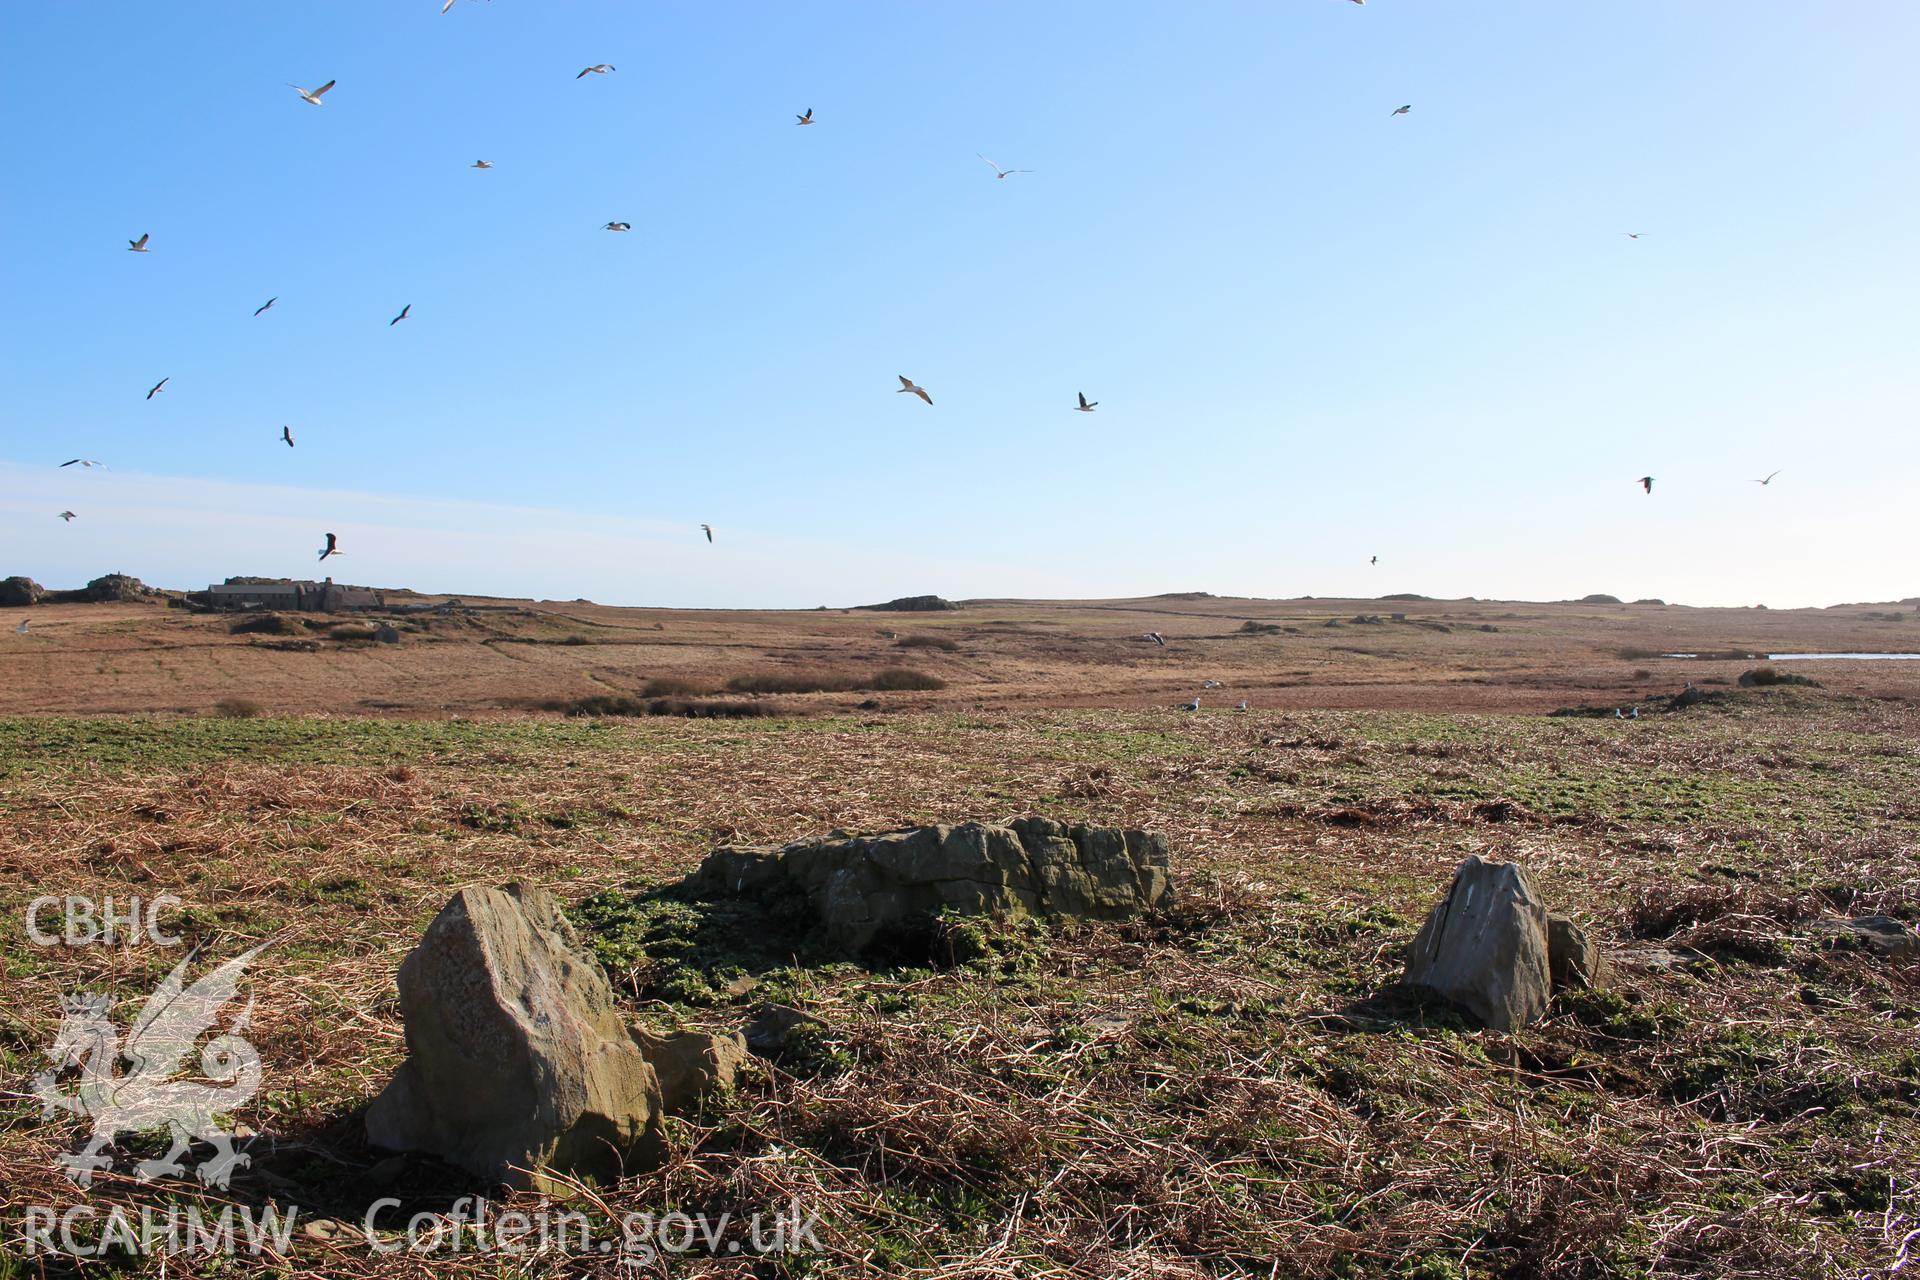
(41, 8, 1790, 621)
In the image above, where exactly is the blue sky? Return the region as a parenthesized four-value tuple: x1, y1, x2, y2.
(3, 2, 1915, 607)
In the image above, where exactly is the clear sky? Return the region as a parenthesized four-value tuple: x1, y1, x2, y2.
(3, 2, 1915, 608)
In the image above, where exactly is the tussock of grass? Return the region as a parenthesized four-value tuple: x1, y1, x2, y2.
(211, 696, 264, 718)
(894, 633, 960, 651)
(640, 675, 711, 697)
(726, 667, 947, 694)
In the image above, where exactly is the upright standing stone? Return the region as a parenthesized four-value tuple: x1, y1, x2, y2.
(1404, 856, 1553, 1031)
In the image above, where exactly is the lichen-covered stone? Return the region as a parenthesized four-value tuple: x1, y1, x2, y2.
(1405, 856, 1552, 1031)
(690, 819, 1170, 955)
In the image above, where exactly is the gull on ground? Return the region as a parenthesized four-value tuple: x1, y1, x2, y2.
(59, 511, 77, 522)
(1202, 679, 1222, 689)
(318, 532, 339, 561)
(896, 375, 932, 405)
(14, 620, 28, 634)
(146, 377, 168, 400)
(281, 426, 295, 448)
(1236, 700, 1249, 711)
(700, 524, 713, 543)
(603, 221, 632, 231)
(61, 459, 104, 469)
(1075, 392, 1097, 412)
(1182, 697, 1200, 712)
(1637, 476, 1654, 494)
(289, 80, 336, 106)
(577, 64, 615, 79)
(254, 296, 277, 316)
(128, 233, 150, 252)
(1750, 470, 1781, 486)
(796, 108, 813, 125)
(977, 154, 1033, 180)
(390, 303, 411, 326)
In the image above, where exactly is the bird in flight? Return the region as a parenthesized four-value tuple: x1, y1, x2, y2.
(318, 532, 339, 561)
(1145, 632, 1165, 647)
(146, 377, 169, 400)
(603, 221, 632, 232)
(1624, 232, 1646, 240)
(1371, 555, 1378, 565)
(254, 296, 277, 316)
(14, 620, 28, 635)
(1637, 476, 1654, 494)
(59, 511, 77, 522)
(61, 459, 104, 469)
(390, 303, 411, 326)
(472, 160, 493, 169)
(977, 154, 1033, 180)
(281, 426, 295, 448)
(577, 64, 615, 79)
(700, 523, 714, 543)
(1750, 470, 1781, 486)
(128, 233, 150, 253)
(796, 108, 814, 125)
(1391, 104, 1411, 117)
(1075, 392, 1097, 412)
(289, 80, 336, 106)
(897, 375, 932, 405)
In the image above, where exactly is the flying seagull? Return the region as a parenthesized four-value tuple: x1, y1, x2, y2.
(146, 377, 169, 400)
(1145, 632, 1165, 647)
(1202, 679, 1222, 689)
(254, 296, 277, 316)
(1625, 232, 1646, 240)
(896, 375, 932, 405)
(1637, 476, 1654, 494)
(1075, 392, 1097, 412)
(1750, 470, 1781, 486)
(289, 79, 336, 106)
(796, 108, 814, 125)
(59, 511, 77, 522)
(603, 221, 632, 231)
(1370, 555, 1378, 565)
(61, 459, 104, 469)
(1391, 104, 1411, 117)
(472, 160, 493, 169)
(978, 154, 1033, 180)
(281, 426, 295, 448)
(318, 532, 339, 561)
(577, 64, 615, 79)
(14, 620, 28, 635)
(128, 233, 150, 253)
(389, 303, 411, 326)
(700, 523, 714, 543)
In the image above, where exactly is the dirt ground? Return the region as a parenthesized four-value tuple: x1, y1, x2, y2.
(3, 592, 1917, 717)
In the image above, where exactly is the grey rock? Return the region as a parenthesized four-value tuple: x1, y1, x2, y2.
(627, 1028, 748, 1113)
(1832, 915, 1919, 958)
(0, 576, 42, 608)
(689, 818, 1170, 955)
(1548, 913, 1605, 990)
(742, 1004, 827, 1057)
(373, 623, 400, 644)
(365, 882, 666, 1192)
(1405, 856, 1553, 1031)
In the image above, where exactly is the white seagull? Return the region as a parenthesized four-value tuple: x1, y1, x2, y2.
(289, 79, 336, 106)
(1075, 392, 1097, 412)
(1236, 700, 1249, 711)
(281, 426, 295, 448)
(472, 160, 493, 169)
(1182, 697, 1200, 712)
(59, 511, 77, 522)
(146, 377, 168, 400)
(1750, 470, 1781, 486)
(577, 64, 615, 79)
(603, 221, 632, 232)
(700, 523, 714, 543)
(1391, 104, 1411, 117)
(1625, 232, 1646, 240)
(14, 620, 28, 635)
(977, 154, 1033, 180)
(61, 459, 105, 469)
(128, 233, 150, 253)
(254, 296, 277, 316)
(896, 375, 932, 405)
(318, 532, 339, 561)
(390, 303, 411, 326)
(1145, 632, 1165, 647)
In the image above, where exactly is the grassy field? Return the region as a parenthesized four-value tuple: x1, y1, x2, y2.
(3, 685, 1917, 1277)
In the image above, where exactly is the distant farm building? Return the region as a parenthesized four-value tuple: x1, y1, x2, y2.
(201, 578, 383, 612)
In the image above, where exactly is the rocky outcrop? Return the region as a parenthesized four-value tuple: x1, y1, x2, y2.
(627, 1028, 747, 1112)
(690, 818, 1171, 955)
(0, 576, 42, 607)
(856, 595, 960, 612)
(366, 883, 666, 1192)
(1405, 857, 1603, 1031)
(1826, 915, 1919, 959)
